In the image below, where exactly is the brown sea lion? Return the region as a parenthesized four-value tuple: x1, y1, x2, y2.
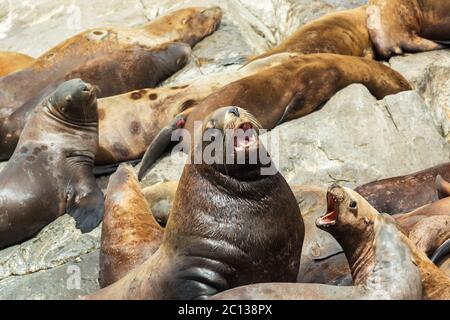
(0, 51, 34, 77)
(212, 186, 423, 300)
(84, 107, 304, 300)
(94, 52, 294, 169)
(100, 164, 163, 288)
(0, 79, 104, 250)
(355, 162, 450, 214)
(0, 7, 223, 161)
(367, 0, 450, 59)
(250, 6, 375, 62)
(138, 53, 411, 179)
(140, 182, 352, 286)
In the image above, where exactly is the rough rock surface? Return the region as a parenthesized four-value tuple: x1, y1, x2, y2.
(0, 0, 448, 300)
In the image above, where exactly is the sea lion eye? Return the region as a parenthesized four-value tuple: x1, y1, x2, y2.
(65, 95, 72, 104)
(181, 18, 190, 25)
(349, 201, 357, 209)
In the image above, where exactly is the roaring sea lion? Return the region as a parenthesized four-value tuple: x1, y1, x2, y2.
(0, 79, 103, 250)
(100, 164, 163, 288)
(212, 186, 423, 300)
(0, 7, 223, 161)
(85, 107, 304, 300)
(0, 51, 34, 77)
(139, 182, 352, 286)
(94, 53, 294, 168)
(355, 162, 450, 214)
(367, 0, 450, 59)
(138, 53, 411, 179)
(250, 6, 375, 62)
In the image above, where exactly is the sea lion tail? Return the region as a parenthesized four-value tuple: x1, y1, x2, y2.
(435, 175, 450, 199)
(430, 239, 450, 264)
(137, 114, 187, 181)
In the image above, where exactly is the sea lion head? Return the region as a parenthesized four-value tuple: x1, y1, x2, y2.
(48, 78, 98, 123)
(197, 106, 271, 180)
(165, 7, 222, 46)
(316, 185, 379, 234)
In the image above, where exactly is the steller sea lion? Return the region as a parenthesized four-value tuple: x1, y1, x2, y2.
(249, 6, 375, 62)
(138, 53, 411, 180)
(99, 164, 163, 288)
(94, 52, 294, 169)
(367, 0, 450, 59)
(0, 79, 104, 250)
(0, 7, 223, 161)
(0, 51, 34, 77)
(85, 107, 304, 299)
(212, 185, 423, 300)
(355, 162, 450, 214)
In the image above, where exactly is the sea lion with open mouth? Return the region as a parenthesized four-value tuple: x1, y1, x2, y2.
(212, 185, 423, 300)
(85, 107, 304, 300)
(366, 0, 450, 59)
(0, 51, 34, 77)
(137, 53, 411, 179)
(0, 79, 104, 250)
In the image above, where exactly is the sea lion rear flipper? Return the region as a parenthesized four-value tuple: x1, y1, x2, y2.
(137, 113, 188, 181)
(435, 175, 450, 199)
(66, 165, 105, 233)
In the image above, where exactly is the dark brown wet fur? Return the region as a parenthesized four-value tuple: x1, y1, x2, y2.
(0, 79, 103, 249)
(84, 107, 304, 300)
(355, 162, 450, 214)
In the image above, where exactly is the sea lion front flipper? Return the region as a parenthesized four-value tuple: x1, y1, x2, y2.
(137, 112, 189, 181)
(276, 92, 305, 126)
(66, 165, 105, 233)
(100, 164, 164, 287)
(402, 35, 445, 54)
(435, 175, 450, 200)
(431, 239, 450, 264)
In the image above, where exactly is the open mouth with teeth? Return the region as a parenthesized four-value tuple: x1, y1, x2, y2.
(316, 192, 339, 227)
(233, 122, 258, 153)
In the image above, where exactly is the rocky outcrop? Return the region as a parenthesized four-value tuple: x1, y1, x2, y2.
(0, 0, 448, 300)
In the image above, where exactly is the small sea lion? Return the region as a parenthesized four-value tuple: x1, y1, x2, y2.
(0, 79, 103, 249)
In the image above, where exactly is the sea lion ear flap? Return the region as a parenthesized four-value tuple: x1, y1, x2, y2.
(435, 175, 450, 200)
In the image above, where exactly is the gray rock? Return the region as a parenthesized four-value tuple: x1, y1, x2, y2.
(390, 50, 450, 142)
(0, 251, 99, 300)
(141, 85, 450, 189)
(0, 215, 100, 281)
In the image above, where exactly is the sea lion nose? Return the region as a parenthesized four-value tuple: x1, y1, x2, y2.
(202, 6, 222, 18)
(228, 107, 240, 117)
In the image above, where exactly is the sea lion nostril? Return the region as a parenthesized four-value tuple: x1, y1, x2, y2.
(228, 107, 240, 117)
